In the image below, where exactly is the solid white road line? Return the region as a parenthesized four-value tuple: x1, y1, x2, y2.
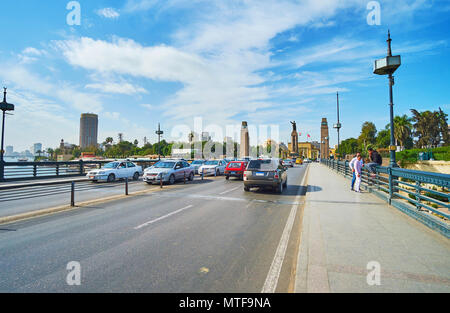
(261, 165, 309, 293)
(134, 205, 194, 230)
(219, 186, 240, 195)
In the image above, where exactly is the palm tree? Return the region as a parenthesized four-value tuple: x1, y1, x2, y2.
(46, 148, 54, 160)
(386, 115, 412, 151)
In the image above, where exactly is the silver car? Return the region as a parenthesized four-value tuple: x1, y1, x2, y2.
(191, 160, 206, 174)
(143, 159, 194, 185)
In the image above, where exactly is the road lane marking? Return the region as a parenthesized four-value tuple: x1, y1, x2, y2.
(261, 165, 309, 293)
(219, 187, 240, 195)
(134, 205, 194, 230)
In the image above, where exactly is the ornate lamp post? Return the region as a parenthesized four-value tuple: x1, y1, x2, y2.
(155, 123, 164, 160)
(333, 92, 342, 160)
(374, 31, 401, 167)
(0, 88, 15, 181)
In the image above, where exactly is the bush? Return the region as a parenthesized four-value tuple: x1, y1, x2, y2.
(396, 146, 450, 167)
(424, 191, 449, 203)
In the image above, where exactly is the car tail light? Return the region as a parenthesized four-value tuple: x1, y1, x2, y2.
(274, 172, 279, 179)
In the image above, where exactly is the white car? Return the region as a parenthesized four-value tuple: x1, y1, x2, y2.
(198, 160, 227, 176)
(282, 159, 294, 167)
(87, 161, 143, 182)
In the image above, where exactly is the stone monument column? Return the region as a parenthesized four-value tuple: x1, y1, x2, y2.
(290, 121, 299, 156)
(240, 121, 249, 158)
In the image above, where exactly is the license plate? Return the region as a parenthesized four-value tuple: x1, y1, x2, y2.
(255, 172, 265, 176)
(90, 176, 94, 179)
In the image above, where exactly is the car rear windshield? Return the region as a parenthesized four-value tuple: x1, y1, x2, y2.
(204, 161, 219, 165)
(247, 160, 274, 170)
(228, 162, 243, 168)
(192, 160, 204, 165)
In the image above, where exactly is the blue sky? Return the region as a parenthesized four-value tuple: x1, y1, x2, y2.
(1, 0, 449, 151)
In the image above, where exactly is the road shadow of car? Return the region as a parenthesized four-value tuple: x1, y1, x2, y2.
(250, 184, 308, 196)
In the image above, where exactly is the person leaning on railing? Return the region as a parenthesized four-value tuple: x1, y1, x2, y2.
(365, 148, 382, 178)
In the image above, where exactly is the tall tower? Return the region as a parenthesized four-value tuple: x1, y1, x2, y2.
(240, 121, 250, 158)
(80, 113, 98, 149)
(320, 118, 329, 158)
(290, 121, 299, 156)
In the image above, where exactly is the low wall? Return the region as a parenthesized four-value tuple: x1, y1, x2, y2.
(403, 160, 450, 175)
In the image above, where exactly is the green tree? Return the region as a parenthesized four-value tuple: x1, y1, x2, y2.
(338, 138, 359, 158)
(358, 122, 377, 151)
(411, 109, 441, 148)
(437, 107, 449, 146)
(386, 115, 412, 150)
(376, 128, 390, 148)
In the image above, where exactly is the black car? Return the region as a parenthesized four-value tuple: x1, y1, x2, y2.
(243, 159, 288, 193)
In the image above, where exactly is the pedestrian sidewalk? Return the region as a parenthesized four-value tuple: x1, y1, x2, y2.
(295, 163, 450, 293)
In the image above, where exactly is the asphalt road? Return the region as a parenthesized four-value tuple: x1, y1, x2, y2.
(0, 164, 308, 292)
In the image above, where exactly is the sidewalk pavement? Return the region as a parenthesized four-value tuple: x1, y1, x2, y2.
(295, 163, 450, 293)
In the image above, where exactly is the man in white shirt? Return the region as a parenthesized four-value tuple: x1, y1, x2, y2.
(349, 152, 361, 191)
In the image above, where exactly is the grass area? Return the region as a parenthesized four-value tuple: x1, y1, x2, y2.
(396, 146, 450, 167)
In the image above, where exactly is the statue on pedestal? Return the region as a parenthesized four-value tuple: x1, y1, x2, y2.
(290, 121, 299, 155)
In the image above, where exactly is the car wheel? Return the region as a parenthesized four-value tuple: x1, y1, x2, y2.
(244, 186, 250, 192)
(189, 172, 194, 181)
(107, 174, 115, 182)
(133, 172, 140, 181)
(283, 179, 288, 188)
(169, 174, 175, 185)
(225, 175, 229, 180)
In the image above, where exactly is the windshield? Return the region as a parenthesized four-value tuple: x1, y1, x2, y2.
(204, 161, 219, 165)
(153, 161, 176, 169)
(192, 160, 204, 165)
(104, 162, 119, 169)
(247, 160, 273, 170)
(228, 162, 243, 168)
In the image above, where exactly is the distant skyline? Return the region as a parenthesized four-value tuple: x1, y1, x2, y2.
(1, 0, 449, 151)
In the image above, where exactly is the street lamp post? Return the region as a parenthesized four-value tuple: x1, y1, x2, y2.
(374, 31, 401, 167)
(155, 123, 164, 161)
(0, 88, 15, 181)
(333, 92, 342, 160)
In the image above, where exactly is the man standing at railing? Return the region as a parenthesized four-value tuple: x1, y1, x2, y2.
(354, 154, 363, 193)
(349, 152, 361, 191)
(366, 148, 382, 178)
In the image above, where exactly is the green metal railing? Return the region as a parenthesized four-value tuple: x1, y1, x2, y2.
(320, 159, 449, 221)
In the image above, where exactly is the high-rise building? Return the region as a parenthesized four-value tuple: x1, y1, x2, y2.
(320, 118, 330, 158)
(240, 121, 250, 158)
(5, 146, 13, 156)
(80, 113, 98, 149)
(33, 143, 42, 155)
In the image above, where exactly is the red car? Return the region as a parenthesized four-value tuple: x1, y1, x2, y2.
(225, 161, 248, 180)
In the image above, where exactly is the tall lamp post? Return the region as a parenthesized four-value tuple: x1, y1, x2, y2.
(155, 123, 164, 160)
(374, 30, 401, 167)
(333, 92, 342, 160)
(0, 88, 15, 181)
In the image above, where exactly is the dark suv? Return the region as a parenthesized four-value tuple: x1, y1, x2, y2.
(243, 159, 288, 193)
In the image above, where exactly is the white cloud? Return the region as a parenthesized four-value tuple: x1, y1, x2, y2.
(85, 82, 148, 95)
(96, 8, 120, 19)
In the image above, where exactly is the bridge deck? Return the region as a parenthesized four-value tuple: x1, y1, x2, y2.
(295, 163, 450, 292)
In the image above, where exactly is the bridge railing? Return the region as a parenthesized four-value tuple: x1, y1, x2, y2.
(0, 159, 161, 182)
(320, 158, 449, 221)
